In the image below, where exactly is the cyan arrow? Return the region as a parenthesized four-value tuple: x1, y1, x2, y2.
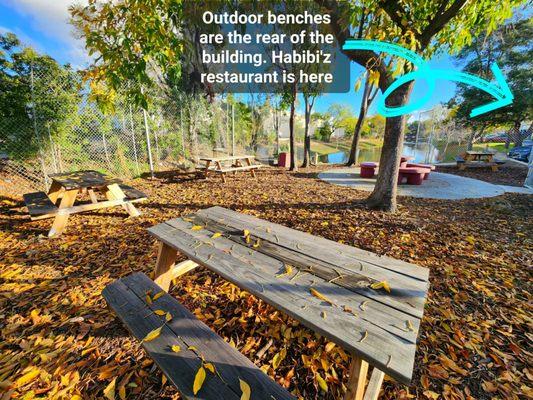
(342, 39, 514, 118)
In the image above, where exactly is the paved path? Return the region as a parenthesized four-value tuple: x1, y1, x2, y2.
(318, 168, 533, 200)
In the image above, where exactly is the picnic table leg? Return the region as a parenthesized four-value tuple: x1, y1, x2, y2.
(48, 189, 78, 238)
(88, 189, 98, 204)
(245, 157, 257, 179)
(344, 356, 369, 400)
(154, 242, 177, 292)
(105, 184, 141, 217)
(204, 160, 212, 179)
(47, 181, 63, 205)
(362, 369, 385, 400)
(215, 161, 226, 182)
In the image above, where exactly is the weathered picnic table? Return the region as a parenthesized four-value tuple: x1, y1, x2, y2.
(198, 155, 262, 182)
(457, 151, 504, 171)
(23, 170, 147, 237)
(146, 206, 429, 398)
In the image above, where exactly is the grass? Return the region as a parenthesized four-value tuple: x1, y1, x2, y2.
(309, 138, 382, 155)
(472, 142, 514, 153)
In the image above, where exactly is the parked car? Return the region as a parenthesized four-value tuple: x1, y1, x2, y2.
(508, 144, 532, 162)
(482, 132, 507, 143)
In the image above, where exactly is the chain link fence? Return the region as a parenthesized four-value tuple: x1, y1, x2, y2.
(0, 65, 265, 197)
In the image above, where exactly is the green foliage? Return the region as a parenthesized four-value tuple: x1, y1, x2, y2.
(0, 33, 80, 160)
(450, 18, 532, 130)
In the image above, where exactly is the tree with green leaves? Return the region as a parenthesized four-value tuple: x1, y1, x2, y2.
(449, 17, 532, 149)
(0, 32, 79, 160)
(316, 0, 526, 211)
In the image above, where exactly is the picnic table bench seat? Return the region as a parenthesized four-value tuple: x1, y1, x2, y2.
(214, 165, 263, 174)
(117, 184, 148, 202)
(23, 191, 58, 220)
(103, 272, 295, 400)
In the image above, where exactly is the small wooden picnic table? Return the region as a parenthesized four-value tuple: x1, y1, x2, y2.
(148, 206, 429, 399)
(198, 155, 262, 182)
(23, 170, 147, 237)
(459, 151, 501, 171)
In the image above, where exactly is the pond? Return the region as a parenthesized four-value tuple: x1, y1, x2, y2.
(307, 142, 467, 165)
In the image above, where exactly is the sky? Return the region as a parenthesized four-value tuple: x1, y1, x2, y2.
(0, 0, 458, 119)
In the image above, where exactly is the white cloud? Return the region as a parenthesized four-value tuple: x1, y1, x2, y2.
(1, 0, 91, 66)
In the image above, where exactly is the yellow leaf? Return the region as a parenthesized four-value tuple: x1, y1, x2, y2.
(171, 345, 181, 353)
(154, 309, 166, 316)
(142, 326, 162, 342)
(272, 347, 287, 370)
(165, 312, 172, 322)
(310, 288, 334, 305)
(252, 239, 261, 248)
(239, 378, 251, 400)
(211, 232, 222, 239)
(146, 294, 152, 304)
(325, 342, 336, 353)
(321, 311, 327, 319)
(243, 229, 250, 237)
(103, 378, 116, 400)
(465, 235, 475, 245)
(193, 366, 206, 395)
(15, 368, 40, 388)
(162, 374, 167, 386)
(71, 396, 83, 400)
(245, 235, 251, 244)
(204, 363, 215, 374)
(316, 373, 328, 392)
(153, 292, 164, 301)
(354, 78, 362, 92)
(359, 331, 368, 342)
(406, 320, 414, 331)
(370, 281, 391, 293)
(188, 346, 198, 351)
(118, 385, 126, 400)
(191, 225, 203, 231)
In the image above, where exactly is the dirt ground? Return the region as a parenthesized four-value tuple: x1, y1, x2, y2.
(1, 167, 531, 399)
(436, 161, 529, 187)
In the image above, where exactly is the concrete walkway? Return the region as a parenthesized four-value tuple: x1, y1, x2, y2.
(318, 167, 533, 200)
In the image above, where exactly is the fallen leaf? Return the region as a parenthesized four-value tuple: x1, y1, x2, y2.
(316, 373, 328, 392)
(103, 378, 116, 400)
(193, 366, 206, 395)
(310, 288, 335, 305)
(171, 345, 181, 353)
(239, 378, 251, 400)
(211, 232, 222, 239)
(142, 326, 163, 342)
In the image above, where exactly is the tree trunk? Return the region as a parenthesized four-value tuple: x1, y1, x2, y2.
(366, 82, 414, 212)
(467, 129, 476, 151)
(346, 79, 372, 166)
(301, 96, 312, 168)
(289, 82, 297, 171)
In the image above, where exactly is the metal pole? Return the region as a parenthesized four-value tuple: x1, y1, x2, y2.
(47, 123, 58, 173)
(231, 102, 235, 156)
(129, 104, 140, 176)
(180, 108, 186, 158)
(141, 86, 155, 178)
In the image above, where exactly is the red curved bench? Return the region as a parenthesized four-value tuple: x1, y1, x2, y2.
(406, 163, 435, 180)
(360, 162, 377, 178)
(398, 167, 431, 185)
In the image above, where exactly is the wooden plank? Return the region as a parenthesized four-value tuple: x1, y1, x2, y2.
(199, 207, 429, 282)
(154, 242, 177, 291)
(118, 184, 148, 201)
(48, 189, 78, 237)
(107, 184, 141, 217)
(363, 369, 385, 400)
(23, 192, 58, 220)
(344, 357, 368, 400)
(47, 181, 63, 204)
(165, 218, 420, 342)
(49, 170, 121, 190)
(172, 259, 199, 278)
(214, 165, 262, 173)
(190, 214, 423, 319)
(199, 155, 254, 162)
(148, 221, 418, 384)
(102, 277, 241, 400)
(117, 273, 295, 400)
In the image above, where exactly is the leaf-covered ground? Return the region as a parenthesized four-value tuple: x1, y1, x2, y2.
(1, 168, 531, 399)
(436, 161, 528, 187)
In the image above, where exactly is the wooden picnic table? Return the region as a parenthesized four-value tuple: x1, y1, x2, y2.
(148, 206, 430, 398)
(198, 155, 262, 182)
(458, 151, 503, 171)
(23, 170, 147, 237)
